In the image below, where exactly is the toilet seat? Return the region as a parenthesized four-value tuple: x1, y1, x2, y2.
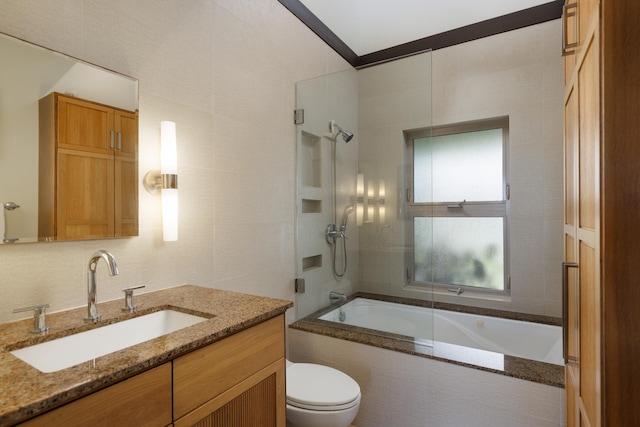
(286, 363, 361, 412)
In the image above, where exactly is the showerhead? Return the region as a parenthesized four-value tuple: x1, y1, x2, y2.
(329, 120, 354, 143)
(339, 128, 354, 142)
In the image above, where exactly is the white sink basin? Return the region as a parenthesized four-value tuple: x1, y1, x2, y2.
(11, 309, 208, 373)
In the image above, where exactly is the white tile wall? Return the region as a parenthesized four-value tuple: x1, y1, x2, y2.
(289, 328, 565, 427)
(0, 0, 350, 324)
(357, 20, 564, 317)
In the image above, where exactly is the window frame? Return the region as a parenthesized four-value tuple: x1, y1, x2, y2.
(404, 116, 510, 295)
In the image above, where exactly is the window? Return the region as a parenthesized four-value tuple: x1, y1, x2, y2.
(405, 117, 509, 294)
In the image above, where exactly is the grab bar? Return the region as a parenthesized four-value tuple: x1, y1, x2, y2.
(562, 262, 579, 366)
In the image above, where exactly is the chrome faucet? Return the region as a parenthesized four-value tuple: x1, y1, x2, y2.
(329, 290, 347, 303)
(85, 250, 119, 322)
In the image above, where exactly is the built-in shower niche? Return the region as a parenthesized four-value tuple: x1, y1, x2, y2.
(302, 255, 322, 272)
(301, 199, 322, 214)
(301, 131, 321, 188)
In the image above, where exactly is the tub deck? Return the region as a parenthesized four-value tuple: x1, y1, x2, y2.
(291, 292, 564, 387)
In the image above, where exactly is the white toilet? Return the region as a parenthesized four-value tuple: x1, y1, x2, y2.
(286, 360, 361, 427)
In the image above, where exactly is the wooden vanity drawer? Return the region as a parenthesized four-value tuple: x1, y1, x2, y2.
(19, 363, 172, 427)
(173, 314, 285, 419)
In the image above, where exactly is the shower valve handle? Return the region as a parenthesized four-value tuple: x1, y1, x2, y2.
(326, 224, 346, 244)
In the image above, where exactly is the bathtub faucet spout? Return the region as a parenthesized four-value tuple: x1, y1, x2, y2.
(329, 291, 347, 303)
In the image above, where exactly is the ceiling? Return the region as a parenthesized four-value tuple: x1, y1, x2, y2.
(279, 0, 563, 67)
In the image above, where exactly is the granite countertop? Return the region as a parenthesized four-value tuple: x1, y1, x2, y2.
(0, 285, 292, 426)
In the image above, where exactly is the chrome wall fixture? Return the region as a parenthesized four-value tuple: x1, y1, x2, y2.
(143, 121, 179, 242)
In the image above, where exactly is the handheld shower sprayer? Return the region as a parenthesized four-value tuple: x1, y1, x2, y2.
(326, 204, 354, 243)
(329, 120, 354, 143)
(339, 204, 354, 232)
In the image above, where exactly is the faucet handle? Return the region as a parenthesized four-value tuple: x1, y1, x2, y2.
(13, 304, 50, 334)
(122, 285, 145, 312)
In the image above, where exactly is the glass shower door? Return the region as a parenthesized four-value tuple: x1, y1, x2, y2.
(294, 68, 359, 319)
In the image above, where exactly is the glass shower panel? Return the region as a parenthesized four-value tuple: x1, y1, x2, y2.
(294, 51, 433, 348)
(295, 68, 359, 320)
(357, 51, 434, 345)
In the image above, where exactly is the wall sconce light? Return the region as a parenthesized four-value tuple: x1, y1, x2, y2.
(358, 176, 386, 225)
(378, 179, 386, 224)
(143, 121, 178, 242)
(367, 179, 375, 223)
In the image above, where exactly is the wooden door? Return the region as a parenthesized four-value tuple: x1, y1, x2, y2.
(114, 110, 138, 237)
(19, 364, 172, 427)
(576, 27, 600, 426)
(563, 80, 579, 426)
(56, 148, 115, 240)
(563, 1, 601, 424)
(56, 95, 116, 239)
(57, 95, 114, 154)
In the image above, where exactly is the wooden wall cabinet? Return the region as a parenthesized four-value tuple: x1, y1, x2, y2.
(38, 92, 138, 241)
(563, 0, 640, 425)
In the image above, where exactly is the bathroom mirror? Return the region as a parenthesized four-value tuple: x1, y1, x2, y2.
(0, 32, 138, 243)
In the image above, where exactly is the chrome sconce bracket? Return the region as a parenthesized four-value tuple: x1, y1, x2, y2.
(143, 170, 178, 195)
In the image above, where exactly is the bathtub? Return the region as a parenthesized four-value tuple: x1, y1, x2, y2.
(291, 295, 565, 426)
(319, 297, 563, 366)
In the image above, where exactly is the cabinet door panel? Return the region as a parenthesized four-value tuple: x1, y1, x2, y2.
(176, 360, 285, 427)
(173, 315, 285, 419)
(564, 86, 577, 226)
(577, 36, 598, 231)
(115, 110, 138, 158)
(115, 154, 138, 237)
(578, 242, 597, 424)
(18, 364, 172, 427)
(58, 97, 113, 153)
(564, 5, 600, 425)
(114, 110, 138, 237)
(57, 149, 115, 239)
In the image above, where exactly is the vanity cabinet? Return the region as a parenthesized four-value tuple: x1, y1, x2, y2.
(562, 0, 640, 425)
(15, 315, 286, 427)
(18, 363, 172, 427)
(38, 92, 138, 240)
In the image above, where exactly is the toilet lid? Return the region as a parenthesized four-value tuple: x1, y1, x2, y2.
(286, 363, 361, 411)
